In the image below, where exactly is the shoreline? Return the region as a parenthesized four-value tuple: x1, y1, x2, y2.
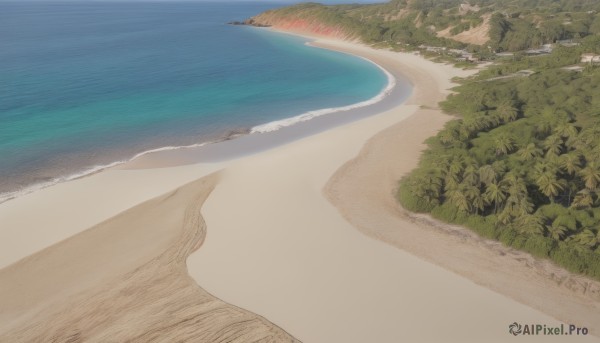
(188, 35, 599, 341)
(0, 28, 408, 272)
(1, 28, 599, 342)
(0, 30, 401, 205)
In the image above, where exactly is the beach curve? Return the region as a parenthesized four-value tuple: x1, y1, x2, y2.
(0, 30, 395, 207)
(187, 36, 599, 342)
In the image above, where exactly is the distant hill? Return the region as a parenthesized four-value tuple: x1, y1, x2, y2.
(246, 0, 600, 53)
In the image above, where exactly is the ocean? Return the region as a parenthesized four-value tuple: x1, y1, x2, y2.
(0, 1, 392, 202)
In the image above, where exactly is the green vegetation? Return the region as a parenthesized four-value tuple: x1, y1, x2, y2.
(252, 0, 600, 55)
(399, 35, 600, 280)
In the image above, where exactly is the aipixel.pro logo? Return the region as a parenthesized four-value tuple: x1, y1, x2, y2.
(509, 322, 589, 336)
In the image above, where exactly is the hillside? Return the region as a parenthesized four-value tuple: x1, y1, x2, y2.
(245, 3, 362, 41)
(246, 0, 600, 54)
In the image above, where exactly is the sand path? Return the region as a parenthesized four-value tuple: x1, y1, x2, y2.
(0, 174, 298, 342)
(188, 39, 600, 342)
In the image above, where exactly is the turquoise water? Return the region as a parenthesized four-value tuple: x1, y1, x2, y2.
(0, 1, 389, 200)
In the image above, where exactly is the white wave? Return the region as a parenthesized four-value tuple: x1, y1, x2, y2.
(0, 52, 397, 205)
(0, 160, 127, 204)
(0, 141, 210, 205)
(250, 57, 396, 134)
(129, 141, 209, 160)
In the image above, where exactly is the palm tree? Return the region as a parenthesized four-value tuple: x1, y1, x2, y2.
(462, 183, 480, 200)
(535, 120, 553, 138)
(463, 92, 486, 113)
(536, 174, 566, 201)
(499, 173, 534, 217)
(498, 208, 514, 226)
(559, 152, 582, 176)
(463, 116, 487, 135)
(413, 169, 443, 206)
(445, 187, 471, 213)
(444, 173, 460, 192)
(447, 158, 465, 179)
(533, 161, 559, 177)
(515, 214, 545, 235)
(422, 168, 444, 186)
(517, 143, 542, 161)
(564, 179, 578, 204)
(543, 134, 563, 157)
(575, 127, 600, 148)
(462, 164, 480, 186)
(572, 229, 599, 249)
(484, 182, 508, 213)
(439, 128, 458, 145)
(496, 101, 519, 123)
(579, 161, 600, 190)
(547, 222, 568, 240)
(565, 133, 583, 150)
(553, 122, 578, 140)
(504, 193, 534, 217)
(571, 189, 595, 209)
(483, 114, 501, 130)
(503, 173, 528, 199)
(471, 191, 487, 215)
(494, 134, 516, 156)
(479, 164, 498, 186)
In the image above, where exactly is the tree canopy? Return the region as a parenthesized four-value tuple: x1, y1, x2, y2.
(399, 38, 600, 280)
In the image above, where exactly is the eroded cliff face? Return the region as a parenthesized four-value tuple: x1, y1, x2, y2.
(246, 13, 357, 41)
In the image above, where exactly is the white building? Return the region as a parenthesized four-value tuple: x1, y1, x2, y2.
(581, 53, 600, 64)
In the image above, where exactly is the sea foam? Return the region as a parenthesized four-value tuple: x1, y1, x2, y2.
(0, 57, 396, 205)
(250, 55, 395, 134)
(0, 142, 209, 204)
(0, 44, 397, 205)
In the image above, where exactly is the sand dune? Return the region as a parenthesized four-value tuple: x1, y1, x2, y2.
(0, 174, 298, 342)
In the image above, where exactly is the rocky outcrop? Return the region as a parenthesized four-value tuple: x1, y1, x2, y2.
(244, 9, 359, 41)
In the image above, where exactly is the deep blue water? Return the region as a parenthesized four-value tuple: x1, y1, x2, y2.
(0, 1, 389, 200)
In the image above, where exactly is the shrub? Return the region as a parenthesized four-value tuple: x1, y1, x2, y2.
(397, 179, 436, 213)
(511, 235, 528, 250)
(498, 228, 518, 246)
(466, 215, 499, 239)
(522, 235, 556, 258)
(550, 243, 586, 274)
(431, 203, 460, 223)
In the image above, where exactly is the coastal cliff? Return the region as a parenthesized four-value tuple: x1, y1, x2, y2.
(244, 3, 359, 41)
(242, 0, 600, 53)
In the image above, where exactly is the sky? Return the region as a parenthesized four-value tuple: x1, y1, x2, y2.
(17, 0, 386, 3)
(265, 0, 383, 2)
(0, 0, 386, 4)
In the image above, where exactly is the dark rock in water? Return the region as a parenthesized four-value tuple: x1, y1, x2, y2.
(227, 18, 271, 27)
(223, 128, 251, 141)
(244, 18, 271, 27)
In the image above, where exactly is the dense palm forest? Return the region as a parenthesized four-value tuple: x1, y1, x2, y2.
(399, 35, 600, 280)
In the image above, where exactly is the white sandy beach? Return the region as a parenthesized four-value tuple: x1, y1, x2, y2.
(1, 34, 599, 342)
(187, 38, 600, 342)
